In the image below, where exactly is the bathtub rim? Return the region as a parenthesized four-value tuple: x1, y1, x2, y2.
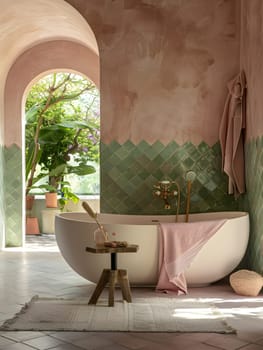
(56, 211, 249, 225)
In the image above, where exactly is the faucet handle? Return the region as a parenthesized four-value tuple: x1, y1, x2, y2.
(154, 190, 161, 196)
(185, 171, 196, 182)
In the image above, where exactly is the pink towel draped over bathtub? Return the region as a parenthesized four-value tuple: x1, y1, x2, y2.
(156, 220, 227, 295)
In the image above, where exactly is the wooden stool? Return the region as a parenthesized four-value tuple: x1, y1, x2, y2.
(86, 244, 139, 307)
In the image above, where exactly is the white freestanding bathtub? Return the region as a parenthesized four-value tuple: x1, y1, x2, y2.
(55, 211, 249, 286)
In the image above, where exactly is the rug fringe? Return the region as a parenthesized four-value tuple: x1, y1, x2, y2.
(0, 295, 39, 330)
(211, 304, 236, 334)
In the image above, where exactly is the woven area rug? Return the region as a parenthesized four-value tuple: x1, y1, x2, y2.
(0, 296, 235, 333)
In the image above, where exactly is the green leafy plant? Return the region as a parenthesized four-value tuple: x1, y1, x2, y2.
(58, 181, 79, 211)
(25, 72, 100, 203)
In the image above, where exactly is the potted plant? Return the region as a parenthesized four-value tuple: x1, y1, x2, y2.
(29, 179, 79, 234)
(32, 183, 58, 208)
(24, 72, 100, 235)
(25, 72, 99, 200)
(32, 180, 80, 211)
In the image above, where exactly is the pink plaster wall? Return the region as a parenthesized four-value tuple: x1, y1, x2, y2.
(240, 0, 263, 140)
(67, 0, 240, 146)
(4, 40, 99, 147)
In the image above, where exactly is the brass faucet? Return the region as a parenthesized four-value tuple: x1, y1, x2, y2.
(153, 180, 181, 221)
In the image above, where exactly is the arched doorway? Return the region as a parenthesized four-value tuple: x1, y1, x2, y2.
(24, 70, 100, 236)
(2, 1, 99, 248)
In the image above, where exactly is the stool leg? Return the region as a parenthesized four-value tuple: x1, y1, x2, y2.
(108, 270, 118, 307)
(118, 269, 132, 303)
(88, 269, 110, 305)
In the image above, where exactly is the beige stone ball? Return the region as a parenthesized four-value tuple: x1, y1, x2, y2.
(230, 269, 263, 297)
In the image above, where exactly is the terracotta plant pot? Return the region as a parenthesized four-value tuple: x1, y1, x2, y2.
(26, 195, 35, 211)
(45, 192, 58, 208)
(26, 217, 40, 235)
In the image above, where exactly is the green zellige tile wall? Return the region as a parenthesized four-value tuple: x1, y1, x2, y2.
(4, 144, 23, 247)
(2, 140, 251, 249)
(245, 137, 263, 274)
(100, 140, 243, 215)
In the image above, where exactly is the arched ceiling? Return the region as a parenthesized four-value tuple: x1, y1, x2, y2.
(0, 0, 98, 81)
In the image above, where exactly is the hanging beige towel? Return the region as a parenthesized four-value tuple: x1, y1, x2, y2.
(219, 71, 246, 198)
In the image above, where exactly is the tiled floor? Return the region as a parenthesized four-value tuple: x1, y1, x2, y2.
(0, 234, 262, 350)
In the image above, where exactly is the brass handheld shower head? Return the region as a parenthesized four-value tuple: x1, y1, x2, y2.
(185, 171, 196, 222)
